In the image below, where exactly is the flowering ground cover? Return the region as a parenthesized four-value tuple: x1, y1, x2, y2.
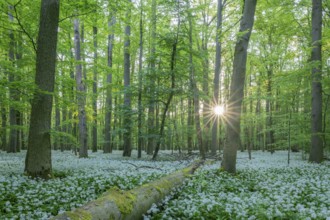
(1, 150, 329, 220)
(146, 151, 330, 220)
(0, 150, 192, 219)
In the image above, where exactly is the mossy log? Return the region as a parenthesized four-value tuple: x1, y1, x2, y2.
(52, 161, 203, 220)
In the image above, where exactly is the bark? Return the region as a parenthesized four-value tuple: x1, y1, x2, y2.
(61, 106, 67, 151)
(74, 19, 88, 158)
(187, 99, 193, 153)
(255, 73, 263, 150)
(137, 1, 144, 158)
(16, 34, 23, 152)
(222, 0, 257, 173)
(8, 5, 18, 153)
(52, 161, 203, 220)
(187, 3, 204, 159)
(147, 0, 157, 155)
(201, 9, 210, 153)
(265, 47, 275, 152)
(309, 0, 323, 163)
(104, 15, 115, 153)
(25, 0, 60, 179)
(67, 33, 76, 151)
(123, 1, 132, 157)
(1, 106, 6, 151)
(211, 0, 223, 155)
(54, 94, 61, 150)
(152, 39, 177, 159)
(92, 26, 98, 153)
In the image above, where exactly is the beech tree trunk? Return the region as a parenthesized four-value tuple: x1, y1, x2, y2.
(123, 1, 132, 157)
(187, 2, 204, 159)
(137, 1, 144, 158)
(74, 19, 88, 158)
(147, 0, 157, 155)
(92, 26, 98, 153)
(52, 161, 203, 220)
(104, 15, 115, 153)
(222, 0, 257, 173)
(54, 94, 61, 150)
(309, 0, 323, 163)
(211, 0, 223, 155)
(8, 5, 18, 153)
(266, 68, 275, 152)
(1, 106, 6, 151)
(25, 0, 60, 179)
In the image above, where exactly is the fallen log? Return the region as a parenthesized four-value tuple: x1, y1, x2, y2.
(52, 160, 203, 220)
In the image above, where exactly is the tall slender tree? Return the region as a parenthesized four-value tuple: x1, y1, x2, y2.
(137, 0, 144, 158)
(211, 0, 224, 155)
(92, 25, 98, 153)
(74, 19, 88, 158)
(187, 1, 205, 159)
(123, 0, 132, 157)
(1, 106, 6, 151)
(25, 0, 60, 179)
(309, 0, 323, 163)
(8, 5, 18, 153)
(147, 0, 157, 155)
(222, 0, 257, 173)
(104, 15, 116, 153)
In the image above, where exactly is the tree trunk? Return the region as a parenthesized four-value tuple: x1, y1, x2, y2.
(309, 0, 323, 163)
(187, 3, 204, 159)
(61, 106, 67, 151)
(211, 0, 224, 155)
(152, 40, 177, 160)
(123, 1, 132, 157)
(187, 98, 193, 153)
(1, 106, 6, 151)
(266, 68, 275, 153)
(8, 5, 18, 153)
(67, 34, 76, 151)
(137, 1, 144, 158)
(52, 161, 203, 220)
(54, 94, 61, 150)
(25, 0, 60, 179)
(256, 72, 263, 151)
(74, 19, 88, 158)
(222, 0, 257, 174)
(147, 0, 157, 155)
(92, 26, 98, 153)
(104, 15, 115, 154)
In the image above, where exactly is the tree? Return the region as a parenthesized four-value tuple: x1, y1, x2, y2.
(74, 19, 88, 158)
(104, 14, 116, 154)
(222, 0, 257, 173)
(25, 0, 60, 179)
(187, 1, 205, 159)
(147, 0, 157, 155)
(123, 0, 132, 157)
(137, 0, 144, 158)
(1, 106, 6, 151)
(92, 25, 98, 153)
(7, 5, 19, 153)
(309, 0, 323, 163)
(211, 0, 224, 155)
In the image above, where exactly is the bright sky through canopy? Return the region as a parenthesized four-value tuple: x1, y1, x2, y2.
(214, 105, 225, 116)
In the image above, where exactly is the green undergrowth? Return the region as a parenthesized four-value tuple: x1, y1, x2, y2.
(147, 161, 330, 220)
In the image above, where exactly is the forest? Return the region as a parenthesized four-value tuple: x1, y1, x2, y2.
(0, 0, 329, 219)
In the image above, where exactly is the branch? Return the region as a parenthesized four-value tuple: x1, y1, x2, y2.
(59, 10, 97, 23)
(0, 24, 23, 33)
(12, 0, 37, 52)
(122, 162, 163, 171)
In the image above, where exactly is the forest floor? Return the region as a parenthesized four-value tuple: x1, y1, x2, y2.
(0, 150, 329, 219)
